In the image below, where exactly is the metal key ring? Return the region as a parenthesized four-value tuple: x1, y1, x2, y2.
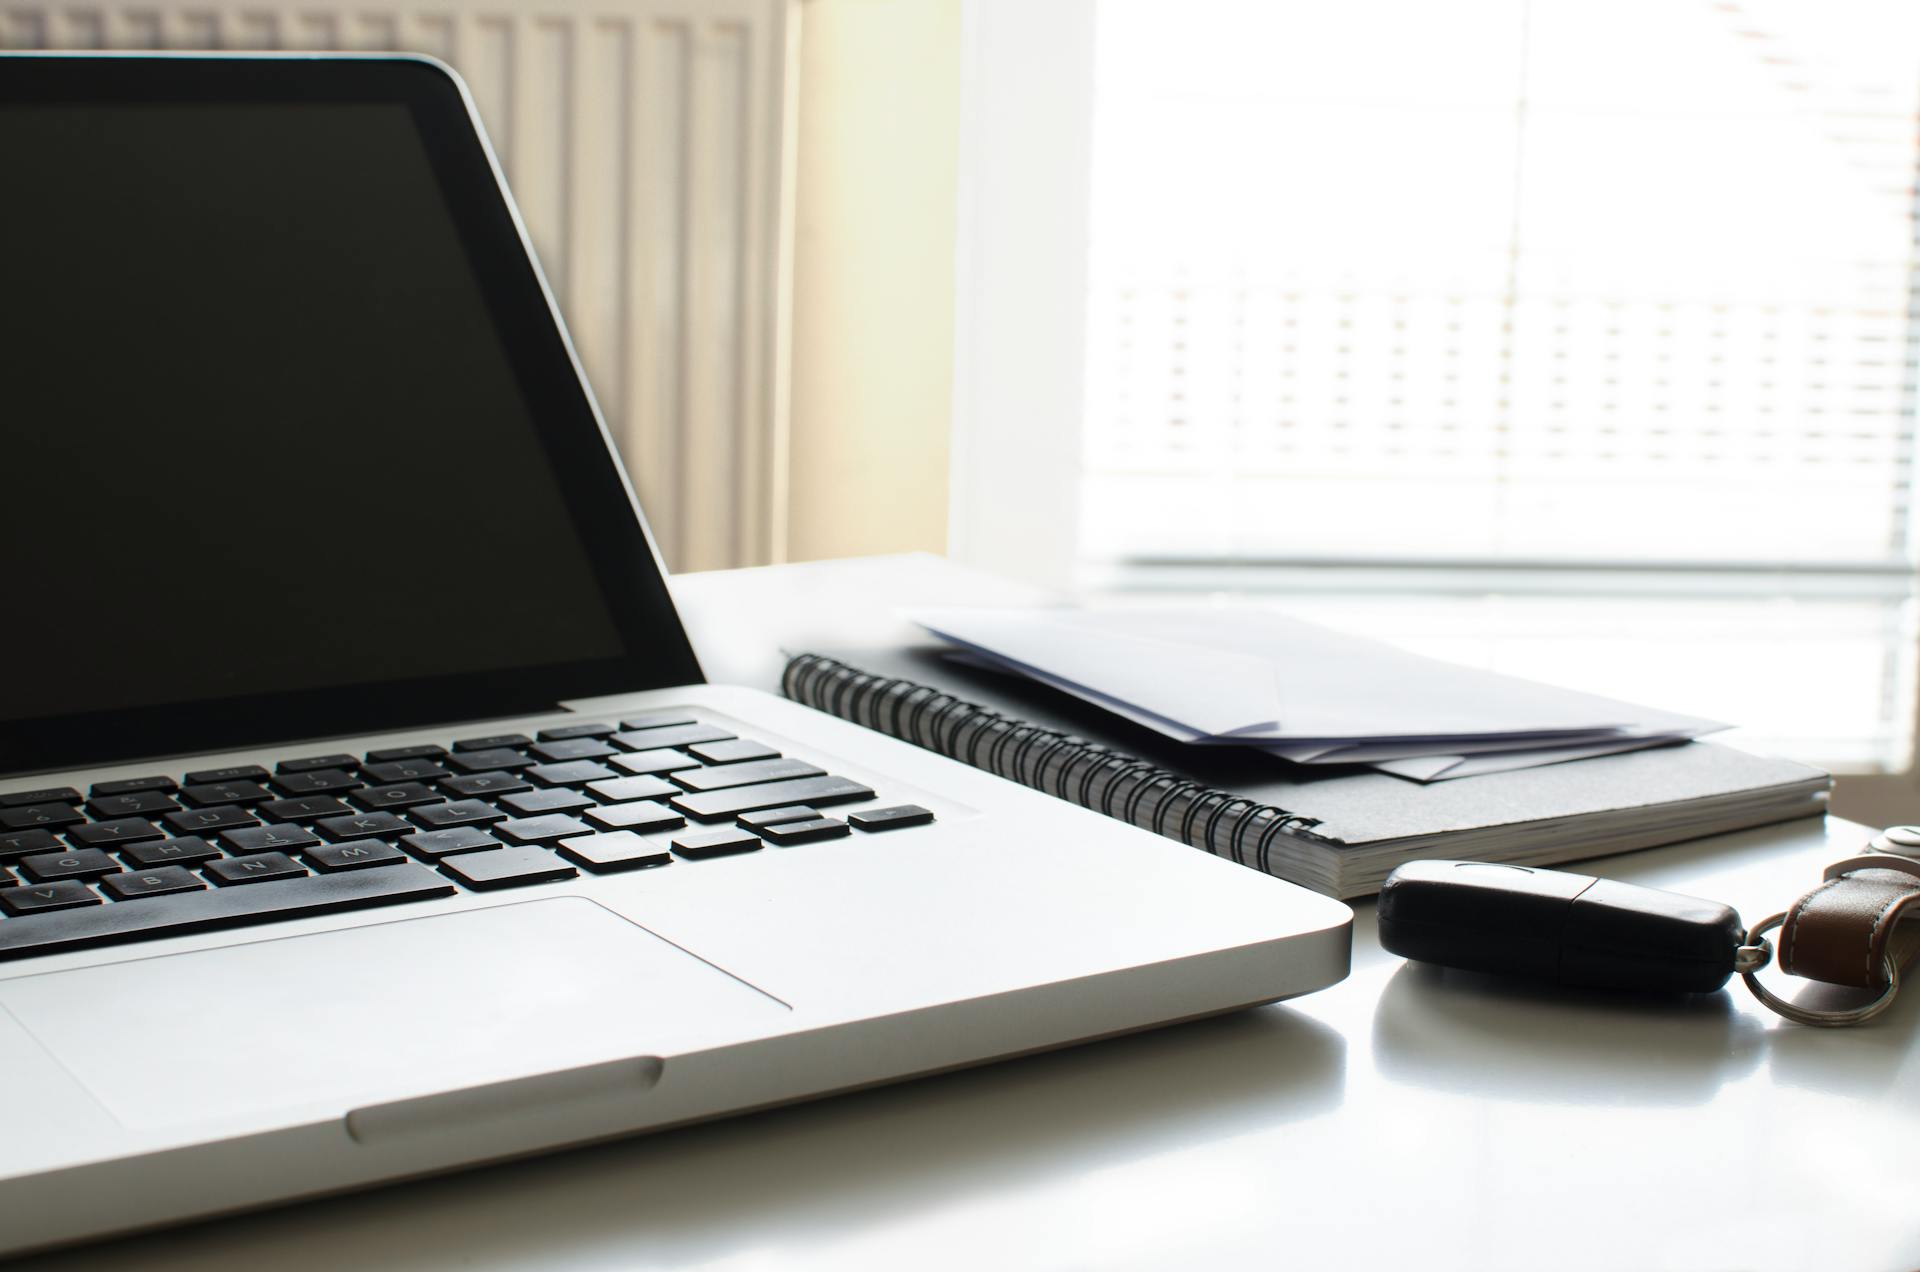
(1739, 912, 1902, 1028)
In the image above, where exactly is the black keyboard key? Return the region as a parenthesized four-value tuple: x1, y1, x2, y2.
(670, 827, 762, 860)
(183, 782, 269, 816)
(306, 840, 408, 872)
(440, 846, 578, 891)
(848, 805, 936, 833)
(206, 852, 308, 886)
(20, 848, 122, 883)
(0, 880, 100, 917)
(529, 738, 617, 763)
(536, 721, 616, 741)
(1, 803, 85, 831)
(164, 805, 258, 835)
(259, 795, 354, 824)
(525, 760, 619, 788)
(183, 765, 270, 785)
(399, 827, 502, 860)
(220, 824, 322, 855)
(410, 800, 506, 830)
(582, 801, 685, 833)
(585, 774, 678, 804)
(441, 772, 533, 799)
(0, 866, 12, 888)
(276, 752, 362, 774)
(68, 817, 166, 848)
(500, 788, 595, 817)
(365, 744, 447, 763)
(611, 723, 733, 752)
(446, 748, 534, 775)
(688, 739, 780, 765)
(123, 836, 221, 868)
(759, 817, 852, 846)
(0, 829, 61, 861)
(362, 759, 449, 784)
(672, 775, 876, 823)
(0, 865, 455, 962)
(90, 775, 177, 797)
(453, 733, 533, 752)
(270, 768, 364, 796)
(179, 781, 273, 808)
(351, 782, 441, 812)
(556, 831, 672, 874)
(87, 791, 181, 820)
(609, 748, 700, 776)
(671, 758, 825, 793)
(101, 866, 206, 901)
(1, 786, 82, 808)
(495, 814, 592, 846)
(737, 805, 823, 831)
(316, 811, 412, 842)
(620, 711, 699, 731)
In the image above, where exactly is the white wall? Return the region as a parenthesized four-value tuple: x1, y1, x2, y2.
(785, 0, 962, 561)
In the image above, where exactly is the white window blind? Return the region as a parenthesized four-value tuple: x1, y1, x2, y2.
(1079, 0, 1920, 569)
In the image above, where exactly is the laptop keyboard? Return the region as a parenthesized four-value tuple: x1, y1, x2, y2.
(0, 713, 933, 963)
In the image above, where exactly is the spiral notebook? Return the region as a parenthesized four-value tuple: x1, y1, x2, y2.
(782, 646, 1831, 899)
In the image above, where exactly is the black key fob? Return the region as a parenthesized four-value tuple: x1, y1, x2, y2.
(1378, 860, 1746, 993)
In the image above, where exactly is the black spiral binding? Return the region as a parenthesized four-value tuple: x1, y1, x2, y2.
(782, 653, 1325, 871)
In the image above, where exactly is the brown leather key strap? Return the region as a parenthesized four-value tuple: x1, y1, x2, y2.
(1778, 853, 1920, 990)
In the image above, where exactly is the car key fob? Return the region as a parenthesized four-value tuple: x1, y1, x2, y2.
(1377, 860, 1747, 993)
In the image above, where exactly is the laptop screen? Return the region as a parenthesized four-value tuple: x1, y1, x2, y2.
(0, 58, 702, 774)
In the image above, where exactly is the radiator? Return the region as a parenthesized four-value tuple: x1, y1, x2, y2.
(1, 0, 795, 572)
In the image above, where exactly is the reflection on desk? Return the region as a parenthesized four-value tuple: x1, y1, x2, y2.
(1372, 963, 1767, 1106)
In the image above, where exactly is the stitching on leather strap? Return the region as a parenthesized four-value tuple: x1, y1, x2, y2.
(1866, 888, 1908, 985)
(1782, 876, 1844, 974)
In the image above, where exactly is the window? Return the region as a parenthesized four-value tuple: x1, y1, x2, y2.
(1080, 0, 1920, 569)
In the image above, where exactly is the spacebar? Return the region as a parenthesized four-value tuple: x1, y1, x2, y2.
(0, 864, 457, 962)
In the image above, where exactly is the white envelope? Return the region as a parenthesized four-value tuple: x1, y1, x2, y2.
(1253, 730, 1646, 764)
(1371, 731, 1698, 781)
(916, 610, 1280, 737)
(912, 605, 1726, 747)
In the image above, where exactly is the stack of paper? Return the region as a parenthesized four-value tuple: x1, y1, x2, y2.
(911, 607, 1726, 782)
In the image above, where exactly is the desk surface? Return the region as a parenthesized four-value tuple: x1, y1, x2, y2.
(27, 555, 1918, 1272)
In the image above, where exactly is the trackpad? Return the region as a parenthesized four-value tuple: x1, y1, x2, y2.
(1, 898, 789, 1131)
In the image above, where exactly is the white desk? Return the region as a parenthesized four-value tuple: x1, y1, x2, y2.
(24, 555, 1918, 1272)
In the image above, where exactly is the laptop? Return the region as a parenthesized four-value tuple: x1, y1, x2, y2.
(0, 52, 1351, 1256)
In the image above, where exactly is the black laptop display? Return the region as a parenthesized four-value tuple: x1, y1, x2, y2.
(0, 57, 701, 775)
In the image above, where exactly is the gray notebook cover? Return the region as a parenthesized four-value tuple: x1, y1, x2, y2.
(811, 644, 1829, 848)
